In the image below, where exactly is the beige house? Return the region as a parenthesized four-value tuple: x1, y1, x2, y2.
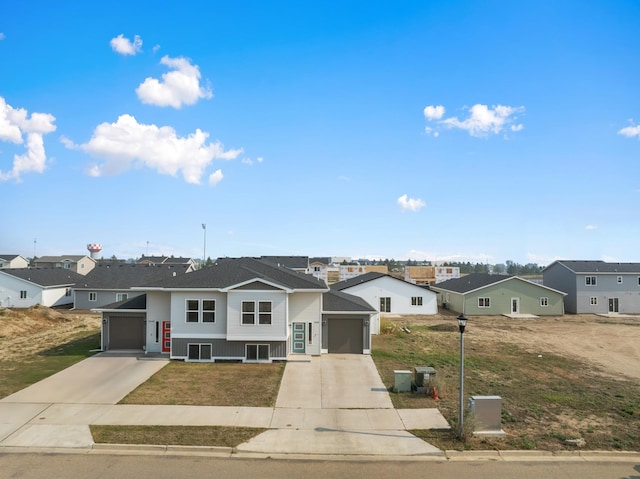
(0, 255, 29, 269)
(33, 255, 96, 276)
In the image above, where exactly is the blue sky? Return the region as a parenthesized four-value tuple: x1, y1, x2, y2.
(1, 1, 639, 265)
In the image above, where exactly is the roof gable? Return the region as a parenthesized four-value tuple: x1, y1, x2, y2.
(323, 290, 376, 313)
(0, 268, 82, 287)
(549, 260, 640, 274)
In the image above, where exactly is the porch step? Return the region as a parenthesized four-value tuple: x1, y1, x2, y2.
(286, 354, 312, 363)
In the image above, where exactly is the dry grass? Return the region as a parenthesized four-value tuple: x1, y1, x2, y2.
(120, 361, 285, 407)
(90, 425, 265, 447)
(372, 314, 640, 451)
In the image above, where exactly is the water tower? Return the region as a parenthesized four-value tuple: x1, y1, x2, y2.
(87, 243, 102, 260)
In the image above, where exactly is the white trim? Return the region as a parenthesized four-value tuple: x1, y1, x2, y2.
(171, 333, 227, 339)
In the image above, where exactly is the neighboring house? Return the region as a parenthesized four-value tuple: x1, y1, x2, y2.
(430, 273, 566, 316)
(405, 266, 461, 285)
(339, 264, 367, 281)
(0, 268, 81, 308)
(33, 255, 96, 275)
(95, 257, 375, 360)
(0, 255, 29, 269)
(543, 260, 640, 314)
(309, 259, 330, 284)
(331, 272, 437, 334)
(137, 256, 197, 270)
(74, 263, 191, 309)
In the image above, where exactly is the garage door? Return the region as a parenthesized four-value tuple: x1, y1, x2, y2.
(328, 318, 363, 354)
(108, 316, 145, 350)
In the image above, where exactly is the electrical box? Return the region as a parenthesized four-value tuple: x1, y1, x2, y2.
(393, 370, 412, 392)
(414, 366, 436, 387)
(468, 395, 506, 437)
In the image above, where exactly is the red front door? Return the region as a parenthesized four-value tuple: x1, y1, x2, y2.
(162, 321, 171, 353)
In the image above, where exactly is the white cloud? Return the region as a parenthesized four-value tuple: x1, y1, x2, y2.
(136, 55, 212, 108)
(526, 252, 563, 265)
(441, 104, 525, 137)
(208, 169, 223, 186)
(110, 34, 143, 55)
(585, 224, 598, 230)
(152, 44, 161, 53)
(397, 194, 426, 212)
(408, 249, 493, 263)
(423, 105, 445, 120)
(424, 103, 525, 138)
(65, 114, 242, 184)
(618, 121, 640, 139)
(0, 33, 5, 40)
(242, 156, 265, 166)
(0, 96, 56, 181)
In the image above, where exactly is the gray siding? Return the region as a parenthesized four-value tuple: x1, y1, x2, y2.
(543, 263, 578, 313)
(171, 338, 286, 361)
(75, 289, 145, 309)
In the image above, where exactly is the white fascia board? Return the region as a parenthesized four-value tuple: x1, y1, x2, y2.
(322, 310, 375, 315)
(91, 308, 146, 313)
(227, 334, 287, 341)
(171, 333, 227, 339)
(222, 278, 292, 293)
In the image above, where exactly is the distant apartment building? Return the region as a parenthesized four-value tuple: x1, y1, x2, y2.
(405, 265, 460, 285)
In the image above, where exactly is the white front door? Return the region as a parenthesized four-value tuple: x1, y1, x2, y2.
(511, 298, 520, 314)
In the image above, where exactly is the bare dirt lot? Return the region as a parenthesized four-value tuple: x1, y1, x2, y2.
(0, 306, 101, 361)
(443, 313, 640, 381)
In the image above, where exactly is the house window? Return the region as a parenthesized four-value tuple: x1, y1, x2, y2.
(478, 297, 491, 308)
(585, 276, 597, 286)
(63, 263, 71, 269)
(89, 292, 97, 301)
(20, 290, 27, 299)
(246, 344, 269, 361)
(540, 297, 549, 307)
(590, 297, 597, 305)
(411, 296, 423, 306)
(202, 300, 215, 323)
(186, 300, 199, 323)
(242, 301, 256, 325)
(308, 322, 313, 344)
(116, 293, 128, 302)
(258, 301, 272, 324)
(187, 343, 212, 361)
(617, 276, 623, 284)
(314, 266, 321, 272)
(65, 288, 72, 297)
(380, 297, 391, 312)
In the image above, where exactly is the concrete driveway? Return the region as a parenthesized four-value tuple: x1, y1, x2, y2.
(1, 352, 168, 405)
(275, 354, 393, 409)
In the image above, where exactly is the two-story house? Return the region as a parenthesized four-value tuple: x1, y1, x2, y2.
(96, 257, 376, 360)
(33, 255, 96, 275)
(543, 260, 640, 314)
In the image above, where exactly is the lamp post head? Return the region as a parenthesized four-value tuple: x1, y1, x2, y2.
(457, 313, 467, 334)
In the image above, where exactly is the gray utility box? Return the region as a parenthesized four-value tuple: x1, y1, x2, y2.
(414, 366, 436, 387)
(393, 370, 412, 392)
(468, 395, 506, 437)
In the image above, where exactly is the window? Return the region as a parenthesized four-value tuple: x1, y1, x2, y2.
(308, 322, 313, 344)
(65, 288, 72, 297)
(590, 297, 597, 305)
(20, 290, 27, 299)
(187, 343, 212, 360)
(314, 266, 321, 272)
(478, 297, 491, 308)
(63, 263, 71, 269)
(258, 301, 272, 324)
(89, 292, 97, 301)
(242, 301, 256, 324)
(540, 297, 549, 307)
(585, 276, 597, 286)
(186, 300, 199, 322)
(617, 276, 623, 284)
(202, 300, 215, 323)
(411, 296, 423, 306)
(246, 344, 269, 361)
(116, 293, 128, 302)
(380, 297, 391, 312)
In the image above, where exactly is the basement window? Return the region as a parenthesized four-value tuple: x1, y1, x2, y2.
(187, 343, 212, 361)
(246, 344, 269, 362)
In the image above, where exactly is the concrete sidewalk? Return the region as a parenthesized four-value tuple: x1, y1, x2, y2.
(0, 354, 450, 456)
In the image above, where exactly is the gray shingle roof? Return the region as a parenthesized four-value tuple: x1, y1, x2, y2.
(550, 260, 640, 274)
(331, 272, 391, 290)
(0, 268, 83, 287)
(75, 263, 190, 290)
(260, 256, 309, 270)
(431, 273, 513, 294)
(34, 255, 90, 263)
(0, 254, 21, 261)
(322, 289, 376, 312)
(97, 294, 147, 311)
(146, 257, 327, 290)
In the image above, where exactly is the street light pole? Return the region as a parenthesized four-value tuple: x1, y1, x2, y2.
(201, 224, 206, 268)
(457, 313, 468, 439)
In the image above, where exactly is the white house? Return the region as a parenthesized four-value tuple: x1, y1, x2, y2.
(0, 268, 82, 308)
(0, 255, 30, 269)
(331, 272, 437, 334)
